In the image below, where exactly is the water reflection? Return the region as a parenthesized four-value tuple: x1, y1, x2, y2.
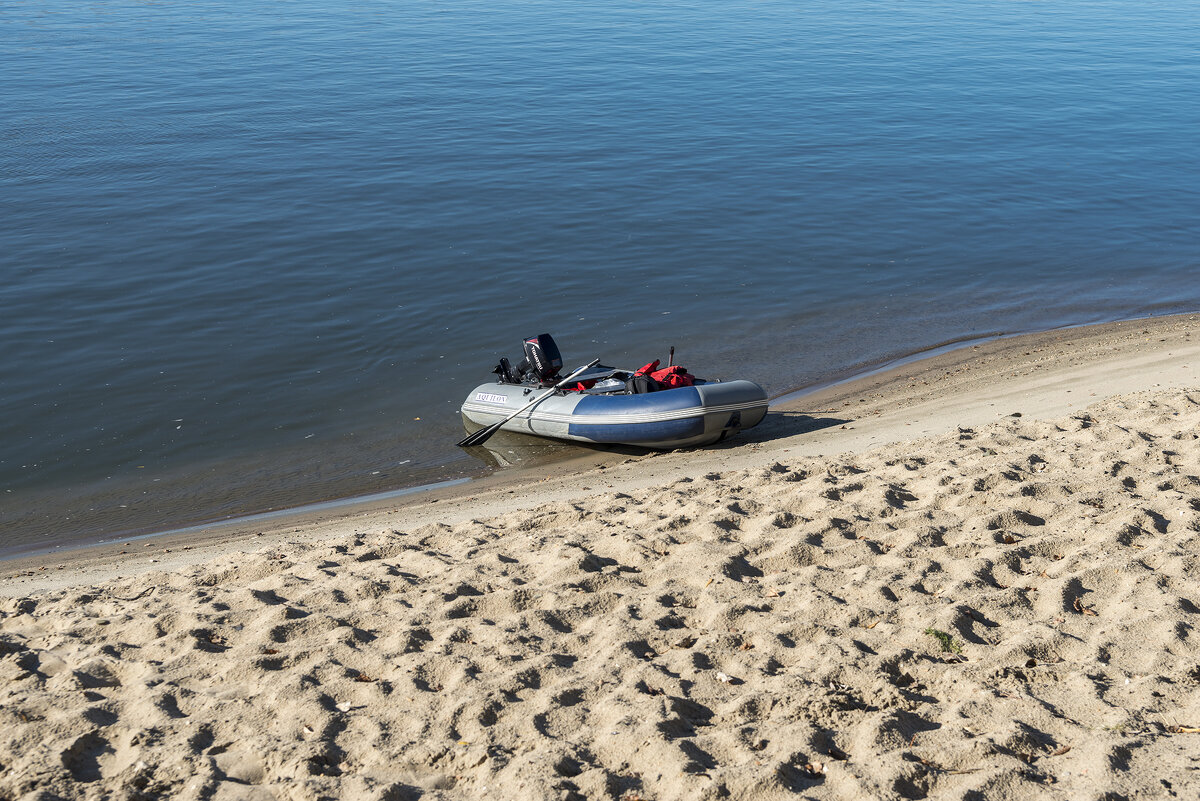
(460, 426, 649, 470)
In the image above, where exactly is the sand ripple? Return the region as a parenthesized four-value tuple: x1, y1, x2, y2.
(3, 390, 1200, 799)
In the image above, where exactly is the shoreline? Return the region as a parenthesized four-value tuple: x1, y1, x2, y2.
(3, 311, 1199, 799)
(3, 310, 1196, 594)
(3, 310, 1189, 563)
(3, 310, 1194, 567)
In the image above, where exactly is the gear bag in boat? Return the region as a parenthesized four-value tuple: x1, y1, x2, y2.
(651, 364, 695, 389)
(625, 360, 695, 393)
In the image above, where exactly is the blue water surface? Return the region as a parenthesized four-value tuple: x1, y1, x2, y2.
(2, 0, 1198, 554)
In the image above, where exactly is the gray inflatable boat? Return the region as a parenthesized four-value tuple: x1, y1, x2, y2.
(460, 335, 768, 449)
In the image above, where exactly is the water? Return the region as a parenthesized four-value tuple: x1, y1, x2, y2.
(3, 0, 1198, 557)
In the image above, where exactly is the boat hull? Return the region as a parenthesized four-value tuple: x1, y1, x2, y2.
(460, 380, 768, 449)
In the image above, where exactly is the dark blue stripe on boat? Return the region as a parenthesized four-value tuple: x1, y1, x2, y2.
(571, 387, 703, 415)
(568, 416, 707, 444)
(568, 388, 707, 443)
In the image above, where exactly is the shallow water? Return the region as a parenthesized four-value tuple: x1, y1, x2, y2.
(2, 0, 1198, 556)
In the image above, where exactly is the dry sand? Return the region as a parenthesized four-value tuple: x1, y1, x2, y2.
(2, 314, 1200, 800)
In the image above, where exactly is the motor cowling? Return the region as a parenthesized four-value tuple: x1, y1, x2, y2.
(519, 333, 563, 384)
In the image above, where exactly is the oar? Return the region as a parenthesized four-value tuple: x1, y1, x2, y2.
(457, 358, 601, 448)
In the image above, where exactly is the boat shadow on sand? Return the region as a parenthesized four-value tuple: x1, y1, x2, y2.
(464, 410, 851, 470)
(731, 409, 851, 445)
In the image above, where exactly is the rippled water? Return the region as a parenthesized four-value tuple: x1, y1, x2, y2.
(3, 0, 1198, 556)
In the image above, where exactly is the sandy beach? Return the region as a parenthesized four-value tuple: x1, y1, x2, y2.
(3, 313, 1200, 800)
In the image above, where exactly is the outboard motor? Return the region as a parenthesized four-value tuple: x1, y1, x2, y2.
(517, 333, 563, 385)
(492, 357, 519, 384)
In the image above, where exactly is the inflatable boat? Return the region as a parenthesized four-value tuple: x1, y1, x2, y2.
(459, 335, 768, 449)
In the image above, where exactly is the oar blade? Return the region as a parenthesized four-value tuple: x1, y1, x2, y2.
(457, 421, 503, 448)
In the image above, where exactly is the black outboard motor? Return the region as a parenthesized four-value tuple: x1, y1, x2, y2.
(517, 333, 563, 385)
(492, 357, 519, 384)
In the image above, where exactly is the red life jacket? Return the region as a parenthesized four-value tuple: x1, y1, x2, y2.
(649, 364, 695, 388)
